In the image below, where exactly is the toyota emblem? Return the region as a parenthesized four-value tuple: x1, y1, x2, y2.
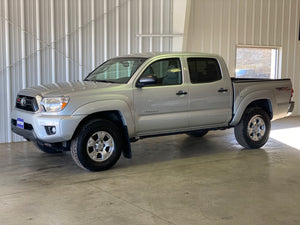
(20, 97, 27, 107)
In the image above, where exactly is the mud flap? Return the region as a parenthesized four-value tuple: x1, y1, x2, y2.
(122, 125, 132, 159)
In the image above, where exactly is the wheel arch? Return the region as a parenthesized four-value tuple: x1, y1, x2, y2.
(231, 99, 273, 126)
(246, 99, 273, 118)
(72, 110, 132, 159)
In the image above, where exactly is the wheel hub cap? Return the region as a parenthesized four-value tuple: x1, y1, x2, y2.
(247, 115, 266, 141)
(86, 131, 115, 162)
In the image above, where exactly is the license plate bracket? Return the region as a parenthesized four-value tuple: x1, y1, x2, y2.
(17, 118, 24, 129)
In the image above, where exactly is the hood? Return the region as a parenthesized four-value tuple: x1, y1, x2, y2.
(19, 81, 118, 97)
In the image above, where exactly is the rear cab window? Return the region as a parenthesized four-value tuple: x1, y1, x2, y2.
(187, 58, 222, 84)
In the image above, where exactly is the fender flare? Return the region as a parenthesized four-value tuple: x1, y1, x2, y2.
(72, 100, 135, 159)
(230, 91, 275, 126)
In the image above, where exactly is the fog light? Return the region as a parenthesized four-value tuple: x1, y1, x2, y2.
(45, 126, 56, 135)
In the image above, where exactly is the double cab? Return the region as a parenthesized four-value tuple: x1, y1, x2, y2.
(11, 53, 294, 171)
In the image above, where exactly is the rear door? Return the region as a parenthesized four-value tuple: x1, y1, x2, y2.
(133, 57, 189, 135)
(186, 57, 232, 128)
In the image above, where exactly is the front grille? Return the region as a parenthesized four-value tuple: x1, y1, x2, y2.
(16, 95, 39, 112)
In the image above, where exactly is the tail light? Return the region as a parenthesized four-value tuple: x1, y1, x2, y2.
(290, 89, 294, 102)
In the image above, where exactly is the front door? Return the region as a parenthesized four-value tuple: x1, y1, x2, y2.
(133, 58, 189, 136)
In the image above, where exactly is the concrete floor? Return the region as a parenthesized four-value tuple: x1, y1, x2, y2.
(1, 117, 300, 225)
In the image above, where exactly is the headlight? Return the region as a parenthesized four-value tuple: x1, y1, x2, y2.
(41, 97, 69, 112)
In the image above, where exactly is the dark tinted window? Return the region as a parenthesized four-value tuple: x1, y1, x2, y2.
(187, 58, 222, 83)
(141, 58, 182, 86)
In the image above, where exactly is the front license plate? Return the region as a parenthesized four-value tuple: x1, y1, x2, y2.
(17, 118, 24, 129)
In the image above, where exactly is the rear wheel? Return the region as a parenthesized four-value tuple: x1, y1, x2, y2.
(234, 107, 271, 149)
(71, 119, 122, 171)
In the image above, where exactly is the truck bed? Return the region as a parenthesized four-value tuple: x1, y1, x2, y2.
(231, 77, 293, 124)
(231, 78, 291, 83)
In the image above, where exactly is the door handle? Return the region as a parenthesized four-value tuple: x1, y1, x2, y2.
(218, 88, 228, 93)
(176, 90, 188, 96)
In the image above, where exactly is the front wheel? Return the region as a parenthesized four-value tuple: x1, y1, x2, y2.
(71, 119, 122, 171)
(234, 107, 271, 149)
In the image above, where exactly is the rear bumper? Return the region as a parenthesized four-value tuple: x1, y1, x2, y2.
(288, 101, 295, 113)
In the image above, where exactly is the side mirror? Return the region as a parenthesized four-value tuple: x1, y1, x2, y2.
(136, 74, 157, 88)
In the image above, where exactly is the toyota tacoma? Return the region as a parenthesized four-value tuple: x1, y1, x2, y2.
(11, 53, 294, 171)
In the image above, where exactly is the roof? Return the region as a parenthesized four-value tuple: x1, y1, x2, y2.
(115, 52, 221, 59)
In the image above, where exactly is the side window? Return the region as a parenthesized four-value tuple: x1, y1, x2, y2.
(141, 58, 182, 86)
(187, 58, 222, 83)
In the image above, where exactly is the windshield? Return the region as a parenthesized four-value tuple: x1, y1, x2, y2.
(84, 57, 147, 83)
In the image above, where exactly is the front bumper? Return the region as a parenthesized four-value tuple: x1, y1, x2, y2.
(11, 108, 85, 143)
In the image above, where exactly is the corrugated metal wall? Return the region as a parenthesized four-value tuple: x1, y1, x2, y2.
(0, 0, 174, 143)
(184, 0, 300, 115)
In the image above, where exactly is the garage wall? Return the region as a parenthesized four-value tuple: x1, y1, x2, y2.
(0, 0, 175, 143)
(183, 0, 300, 115)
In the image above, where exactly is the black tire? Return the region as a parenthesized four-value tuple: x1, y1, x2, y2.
(187, 129, 209, 138)
(234, 107, 271, 149)
(71, 119, 122, 171)
(33, 141, 63, 154)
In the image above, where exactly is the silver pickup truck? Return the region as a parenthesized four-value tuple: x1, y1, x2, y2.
(11, 53, 294, 171)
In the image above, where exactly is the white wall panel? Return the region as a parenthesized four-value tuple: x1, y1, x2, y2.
(184, 0, 300, 116)
(0, 0, 175, 143)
